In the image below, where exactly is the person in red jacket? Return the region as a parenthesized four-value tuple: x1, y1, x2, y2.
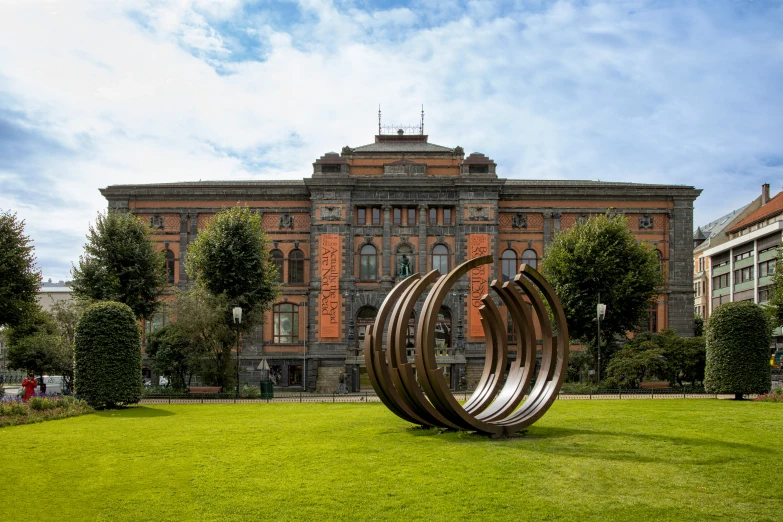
(21, 374, 37, 401)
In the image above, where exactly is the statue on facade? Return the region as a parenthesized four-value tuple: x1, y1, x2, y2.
(398, 254, 411, 277)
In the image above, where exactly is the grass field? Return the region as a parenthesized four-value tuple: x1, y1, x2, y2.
(1, 400, 780, 521)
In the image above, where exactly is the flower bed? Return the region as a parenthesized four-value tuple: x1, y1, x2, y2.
(0, 396, 94, 427)
(753, 387, 783, 403)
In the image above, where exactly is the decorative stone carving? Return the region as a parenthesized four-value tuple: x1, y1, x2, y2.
(150, 215, 164, 229)
(639, 214, 654, 229)
(468, 206, 490, 221)
(512, 213, 527, 229)
(397, 253, 412, 277)
(321, 206, 341, 221)
(279, 213, 294, 229)
(576, 213, 588, 225)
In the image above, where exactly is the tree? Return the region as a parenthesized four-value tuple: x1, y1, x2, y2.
(766, 248, 783, 328)
(172, 286, 236, 389)
(0, 210, 41, 328)
(694, 315, 704, 337)
(6, 307, 59, 382)
(541, 213, 664, 372)
(6, 303, 84, 392)
(185, 206, 280, 325)
(74, 301, 142, 408)
(603, 341, 667, 389)
(621, 329, 706, 388)
(705, 301, 771, 400)
(146, 322, 202, 390)
(71, 211, 166, 320)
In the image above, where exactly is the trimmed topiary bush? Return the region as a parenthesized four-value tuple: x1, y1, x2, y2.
(74, 301, 142, 408)
(705, 301, 771, 399)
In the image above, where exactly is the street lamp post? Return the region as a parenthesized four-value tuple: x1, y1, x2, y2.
(233, 306, 242, 399)
(300, 301, 307, 392)
(596, 293, 606, 386)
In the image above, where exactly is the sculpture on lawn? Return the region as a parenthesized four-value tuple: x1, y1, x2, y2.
(364, 256, 568, 436)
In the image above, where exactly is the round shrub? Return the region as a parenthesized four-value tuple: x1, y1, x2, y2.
(74, 301, 142, 408)
(705, 301, 771, 399)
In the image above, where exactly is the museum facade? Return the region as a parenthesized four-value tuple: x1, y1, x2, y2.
(100, 130, 701, 392)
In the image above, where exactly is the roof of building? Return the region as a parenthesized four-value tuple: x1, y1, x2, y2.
(695, 204, 749, 239)
(352, 141, 455, 153)
(727, 190, 783, 233)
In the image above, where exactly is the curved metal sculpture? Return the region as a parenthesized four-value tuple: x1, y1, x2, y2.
(364, 256, 569, 436)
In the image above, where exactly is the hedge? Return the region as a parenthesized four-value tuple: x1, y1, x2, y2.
(74, 301, 142, 408)
(704, 301, 771, 398)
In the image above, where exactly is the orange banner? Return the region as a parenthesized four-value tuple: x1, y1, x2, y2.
(319, 234, 341, 339)
(468, 234, 490, 338)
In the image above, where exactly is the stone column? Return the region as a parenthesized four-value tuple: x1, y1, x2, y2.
(346, 204, 355, 283)
(668, 201, 696, 336)
(381, 204, 392, 287)
(179, 212, 189, 283)
(543, 211, 552, 248)
(418, 204, 428, 273)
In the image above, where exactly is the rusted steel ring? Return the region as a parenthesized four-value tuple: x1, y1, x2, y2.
(366, 256, 569, 436)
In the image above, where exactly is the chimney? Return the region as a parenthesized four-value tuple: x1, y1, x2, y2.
(762, 183, 770, 205)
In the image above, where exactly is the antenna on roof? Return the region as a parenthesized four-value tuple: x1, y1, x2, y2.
(378, 104, 382, 135)
(420, 105, 424, 135)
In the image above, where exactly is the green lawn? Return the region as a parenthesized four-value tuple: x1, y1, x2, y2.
(1, 400, 780, 521)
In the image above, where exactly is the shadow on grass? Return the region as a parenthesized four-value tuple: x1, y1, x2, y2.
(402, 424, 766, 464)
(96, 406, 175, 418)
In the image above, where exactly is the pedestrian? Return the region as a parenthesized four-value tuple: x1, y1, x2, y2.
(21, 373, 37, 402)
(338, 372, 347, 394)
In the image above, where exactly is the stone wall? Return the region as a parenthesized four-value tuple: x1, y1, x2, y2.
(316, 365, 345, 394)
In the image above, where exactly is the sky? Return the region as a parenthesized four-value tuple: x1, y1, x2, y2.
(1, 0, 782, 282)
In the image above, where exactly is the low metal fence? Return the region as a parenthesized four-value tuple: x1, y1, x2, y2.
(139, 388, 737, 404)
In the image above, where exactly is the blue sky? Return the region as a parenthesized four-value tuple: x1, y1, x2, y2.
(1, 0, 782, 281)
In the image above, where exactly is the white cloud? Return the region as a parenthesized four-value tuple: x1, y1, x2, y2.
(0, 0, 781, 280)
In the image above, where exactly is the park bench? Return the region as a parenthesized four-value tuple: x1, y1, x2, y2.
(188, 386, 222, 394)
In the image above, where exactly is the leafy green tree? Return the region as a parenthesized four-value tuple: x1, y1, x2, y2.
(6, 307, 59, 382)
(694, 315, 704, 337)
(146, 322, 203, 390)
(625, 330, 706, 387)
(171, 287, 236, 389)
(705, 301, 771, 399)
(74, 301, 142, 408)
(541, 213, 664, 373)
(49, 300, 87, 391)
(566, 350, 593, 383)
(185, 207, 280, 389)
(766, 248, 783, 328)
(185, 206, 280, 324)
(0, 210, 41, 328)
(71, 211, 166, 320)
(603, 341, 667, 389)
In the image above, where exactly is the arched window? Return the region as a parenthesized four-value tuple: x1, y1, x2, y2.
(271, 250, 284, 282)
(521, 249, 537, 270)
(656, 249, 664, 274)
(289, 249, 305, 284)
(501, 249, 517, 282)
(273, 303, 299, 343)
(165, 250, 176, 284)
(356, 306, 378, 350)
(432, 244, 449, 274)
(360, 244, 377, 281)
(436, 306, 452, 350)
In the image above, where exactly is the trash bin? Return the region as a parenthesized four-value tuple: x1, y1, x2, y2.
(260, 380, 274, 399)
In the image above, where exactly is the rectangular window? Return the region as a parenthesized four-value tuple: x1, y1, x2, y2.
(759, 287, 770, 302)
(357, 207, 366, 225)
(443, 208, 452, 225)
(429, 208, 437, 225)
(734, 251, 753, 262)
(712, 274, 730, 290)
(393, 208, 401, 225)
(759, 259, 776, 277)
(372, 208, 380, 225)
(408, 208, 416, 225)
(734, 266, 754, 284)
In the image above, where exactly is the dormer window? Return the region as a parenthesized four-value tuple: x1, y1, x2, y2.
(322, 165, 341, 173)
(469, 164, 489, 174)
